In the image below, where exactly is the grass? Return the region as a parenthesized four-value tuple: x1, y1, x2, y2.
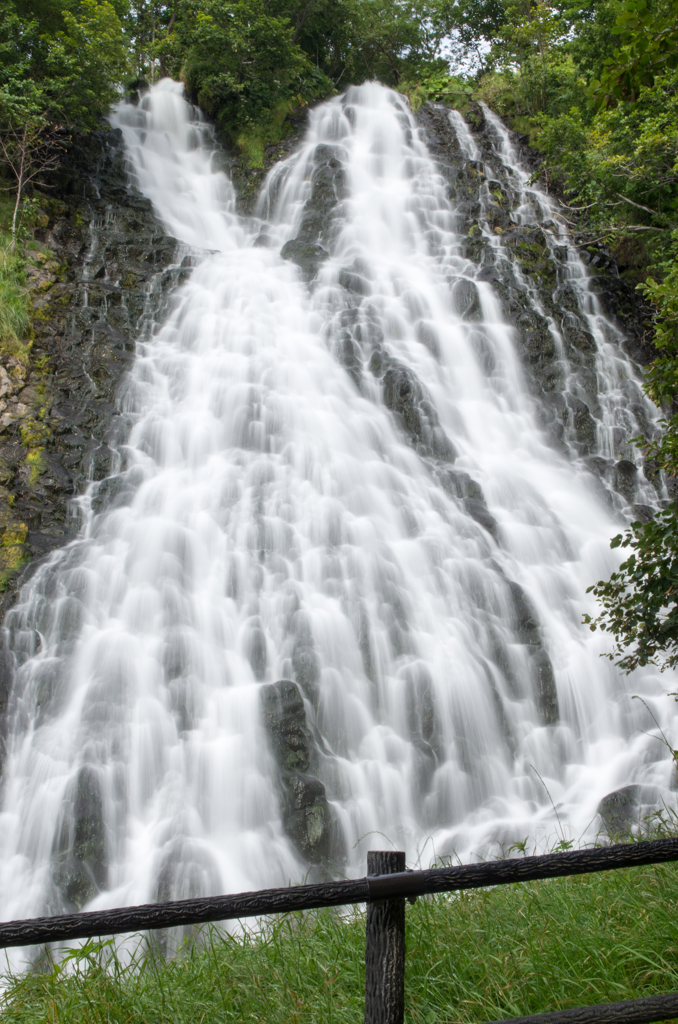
(0, 213, 32, 363)
(0, 249, 31, 363)
(2, 855, 678, 1023)
(235, 98, 307, 168)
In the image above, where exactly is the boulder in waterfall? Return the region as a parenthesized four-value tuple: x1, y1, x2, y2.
(280, 237, 329, 280)
(382, 362, 457, 463)
(261, 679, 335, 865)
(52, 764, 108, 910)
(567, 395, 597, 454)
(613, 459, 638, 500)
(594, 782, 663, 839)
(463, 497, 499, 542)
(507, 579, 560, 726)
(451, 278, 481, 320)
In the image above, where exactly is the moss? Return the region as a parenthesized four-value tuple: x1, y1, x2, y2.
(26, 449, 46, 486)
(236, 132, 265, 168)
(41, 196, 68, 223)
(0, 521, 29, 591)
(235, 99, 303, 169)
(20, 418, 50, 448)
(20, 417, 50, 486)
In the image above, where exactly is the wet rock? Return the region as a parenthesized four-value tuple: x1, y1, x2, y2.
(567, 395, 597, 453)
(155, 836, 221, 905)
(528, 646, 559, 726)
(280, 238, 329, 279)
(438, 467, 484, 503)
(463, 497, 499, 541)
(451, 278, 481, 319)
(291, 610, 321, 704)
(245, 619, 268, 680)
(415, 320, 441, 357)
(0, 636, 14, 773)
(277, 138, 346, 283)
(507, 579, 559, 725)
(613, 459, 638, 500)
(338, 267, 371, 296)
(52, 764, 107, 910)
(507, 579, 540, 646)
(382, 362, 456, 462)
(261, 679, 334, 864)
(0, 127, 180, 618)
(402, 661, 437, 755)
(632, 503, 654, 523)
(597, 785, 642, 838)
(416, 100, 653, 511)
(338, 333, 362, 388)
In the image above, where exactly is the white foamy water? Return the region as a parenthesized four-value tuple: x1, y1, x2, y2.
(0, 79, 675, 964)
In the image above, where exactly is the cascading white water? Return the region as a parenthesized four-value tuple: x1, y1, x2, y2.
(0, 79, 675, 964)
(459, 104, 659, 489)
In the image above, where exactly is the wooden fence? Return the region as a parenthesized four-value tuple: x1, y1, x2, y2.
(1, 837, 678, 1023)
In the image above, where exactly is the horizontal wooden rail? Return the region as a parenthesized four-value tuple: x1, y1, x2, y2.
(482, 992, 678, 1024)
(0, 837, 677, 950)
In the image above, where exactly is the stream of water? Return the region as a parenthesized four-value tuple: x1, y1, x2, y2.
(0, 80, 675, 964)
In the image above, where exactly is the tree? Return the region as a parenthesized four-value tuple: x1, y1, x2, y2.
(592, 0, 678, 106)
(0, 0, 129, 131)
(584, 509, 678, 673)
(176, 0, 319, 139)
(0, 107, 65, 249)
(347, 0, 446, 85)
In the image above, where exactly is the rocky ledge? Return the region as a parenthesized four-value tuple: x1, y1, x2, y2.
(0, 128, 182, 614)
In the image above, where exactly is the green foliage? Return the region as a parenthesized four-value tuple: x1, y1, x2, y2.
(584, 507, 678, 672)
(177, 0, 322, 139)
(172, 0, 448, 144)
(400, 71, 473, 112)
(0, 0, 129, 130)
(437, 0, 505, 72)
(593, 0, 678, 106)
(345, 0, 446, 85)
(0, 234, 31, 362)
(635, 235, 678, 474)
(539, 68, 678, 228)
(3, 857, 678, 1021)
(0, 520, 28, 592)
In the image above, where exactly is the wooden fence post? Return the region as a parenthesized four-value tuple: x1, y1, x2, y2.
(365, 850, 406, 1024)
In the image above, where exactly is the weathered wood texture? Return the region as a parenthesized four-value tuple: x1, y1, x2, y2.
(483, 992, 678, 1024)
(0, 878, 371, 949)
(365, 851, 406, 1024)
(1, 837, 677, 949)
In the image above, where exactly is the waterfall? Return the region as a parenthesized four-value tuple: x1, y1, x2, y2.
(0, 79, 674, 963)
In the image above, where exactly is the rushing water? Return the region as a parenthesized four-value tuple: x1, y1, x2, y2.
(0, 79, 675, 961)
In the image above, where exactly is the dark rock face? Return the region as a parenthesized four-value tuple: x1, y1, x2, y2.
(506, 579, 559, 726)
(260, 679, 335, 866)
(382, 363, 457, 461)
(0, 127, 181, 614)
(280, 142, 347, 281)
(52, 764, 107, 910)
(280, 237, 329, 279)
(416, 102, 655, 476)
